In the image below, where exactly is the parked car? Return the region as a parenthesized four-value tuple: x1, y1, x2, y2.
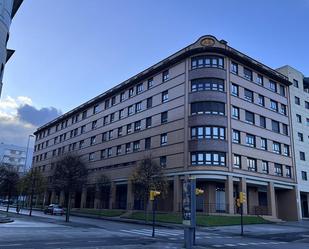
(44, 204, 65, 215)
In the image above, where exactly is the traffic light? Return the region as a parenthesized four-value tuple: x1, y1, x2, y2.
(239, 192, 246, 204)
(149, 190, 161, 201)
(195, 188, 204, 195)
(236, 198, 241, 208)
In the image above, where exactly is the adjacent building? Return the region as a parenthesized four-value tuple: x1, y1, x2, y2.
(0, 0, 23, 97)
(32, 35, 300, 221)
(276, 66, 309, 219)
(0, 142, 32, 173)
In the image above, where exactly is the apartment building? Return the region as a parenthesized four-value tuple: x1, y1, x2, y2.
(0, 0, 23, 97)
(277, 66, 309, 219)
(32, 35, 299, 221)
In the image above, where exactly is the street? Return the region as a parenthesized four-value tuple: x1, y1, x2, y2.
(1, 208, 309, 248)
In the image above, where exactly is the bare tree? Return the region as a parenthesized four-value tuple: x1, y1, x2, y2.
(51, 154, 88, 222)
(131, 157, 168, 214)
(0, 164, 20, 212)
(19, 169, 46, 216)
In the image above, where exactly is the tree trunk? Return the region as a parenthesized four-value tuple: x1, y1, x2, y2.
(29, 188, 34, 216)
(65, 192, 71, 222)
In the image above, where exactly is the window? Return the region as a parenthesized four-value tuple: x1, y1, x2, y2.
(260, 116, 266, 128)
(145, 137, 151, 150)
(282, 124, 288, 136)
(89, 153, 95, 161)
(148, 78, 153, 89)
(107, 148, 112, 157)
(118, 127, 123, 137)
(191, 102, 225, 115)
(300, 151, 306, 161)
(129, 87, 134, 98)
(233, 154, 241, 168)
(191, 152, 226, 166)
(125, 143, 131, 153)
(231, 106, 239, 119)
(293, 79, 299, 88)
(133, 141, 140, 152)
(119, 109, 124, 119)
(270, 100, 278, 112)
(134, 121, 141, 131)
(162, 91, 168, 103)
(260, 138, 267, 150)
(274, 163, 283, 176)
(269, 80, 277, 92)
(305, 101, 309, 109)
(230, 62, 238, 74)
(135, 102, 142, 112)
(244, 89, 254, 102)
(120, 92, 125, 102)
(258, 95, 265, 106)
(79, 140, 84, 149)
(111, 96, 116, 106)
(273, 142, 281, 154)
(295, 96, 300, 105)
(136, 83, 143, 94)
(160, 156, 167, 167)
(92, 120, 97, 129)
(146, 117, 152, 128)
(146, 97, 152, 109)
(102, 132, 107, 141)
(162, 70, 169, 82)
(302, 171, 307, 181)
(108, 130, 113, 139)
(256, 74, 263, 85)
(81, 125, 86, 134)
(307, 118, 309, 127)
(191, 126, 225, 140)
(286, 166, 291, 178)
(262, 161, 269, 174)
(296, 114, 302, 123)
(127, 124, 132, 134)
(128, 105, 134, 116)
(104, 99, 110, 109)
(245, 111, 255, 124)
(82, 110, 87, 119)
(246, 134, 256, 147)
(161, 133, 167, 146)
(191, 56, 224, 69)
(244, 68, 253, 81)
(93, 104, 99, 114)
(271, 120, 280, 133)
(279, 85, 285, 96)
(280, 104, 287, 115)
(232, 130, 240, 143)
(161, 111, 168, 124)
(298, 132, 304, 142)
(283, 144, 290, 156)
(231, 83, 239, 96)
(247, 158, 257, 171)
(103, 116, 108, 125)
(90, 136, 96, 145)
(116, 145, 121, 155)
(191, 78, 224, 92)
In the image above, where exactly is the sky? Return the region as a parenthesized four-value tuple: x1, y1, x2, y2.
(0, 0, 309, 146)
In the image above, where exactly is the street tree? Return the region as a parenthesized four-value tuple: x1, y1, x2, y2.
(19, 169, 46, 216)
(0, 164, 20, 212)
(131, 156, 168, 216)
(51, 153, 88, 222)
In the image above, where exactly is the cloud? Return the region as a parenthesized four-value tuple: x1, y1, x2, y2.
(0, 96, 62, 146)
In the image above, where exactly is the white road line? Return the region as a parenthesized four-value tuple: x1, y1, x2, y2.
(224, 244, 237, 247)
(140, 229, 181, 236)
(237, 243, 248, 246)
(45, 242, 70, 245)
(212, 245, 224, 248)
(0, 244, 23, 247)
(120, 229, 153, 236)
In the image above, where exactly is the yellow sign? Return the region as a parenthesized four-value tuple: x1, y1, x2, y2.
(150, 190, 161, 201)
(200, 38, 215, 47)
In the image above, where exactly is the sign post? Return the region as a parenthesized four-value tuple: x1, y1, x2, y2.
(238, 192, 246, 236)
(149, 190, 160, 237)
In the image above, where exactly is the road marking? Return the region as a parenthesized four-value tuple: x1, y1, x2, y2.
(212, 241, 288, 247)
(45, 242, 70, 245)
(0, 244, 23, 247)
(237, 243, 248, 246)
(224, 244, 237, 247)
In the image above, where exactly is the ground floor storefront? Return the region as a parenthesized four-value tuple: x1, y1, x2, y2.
(40, 174, 300, 221)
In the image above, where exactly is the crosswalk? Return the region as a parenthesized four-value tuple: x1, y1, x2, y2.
(120, 228, 184, 238)
(212, 241, 287, 247)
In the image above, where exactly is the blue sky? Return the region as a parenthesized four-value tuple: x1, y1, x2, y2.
(0, 0, 309, 145)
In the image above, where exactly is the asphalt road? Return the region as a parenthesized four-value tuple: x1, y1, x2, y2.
(1, 207, 309, 248)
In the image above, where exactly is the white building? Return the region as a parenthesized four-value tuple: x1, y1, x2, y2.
(277, 65, 309, 218)
(0, 0, 23, 97)
(0, 143, 32, 173)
